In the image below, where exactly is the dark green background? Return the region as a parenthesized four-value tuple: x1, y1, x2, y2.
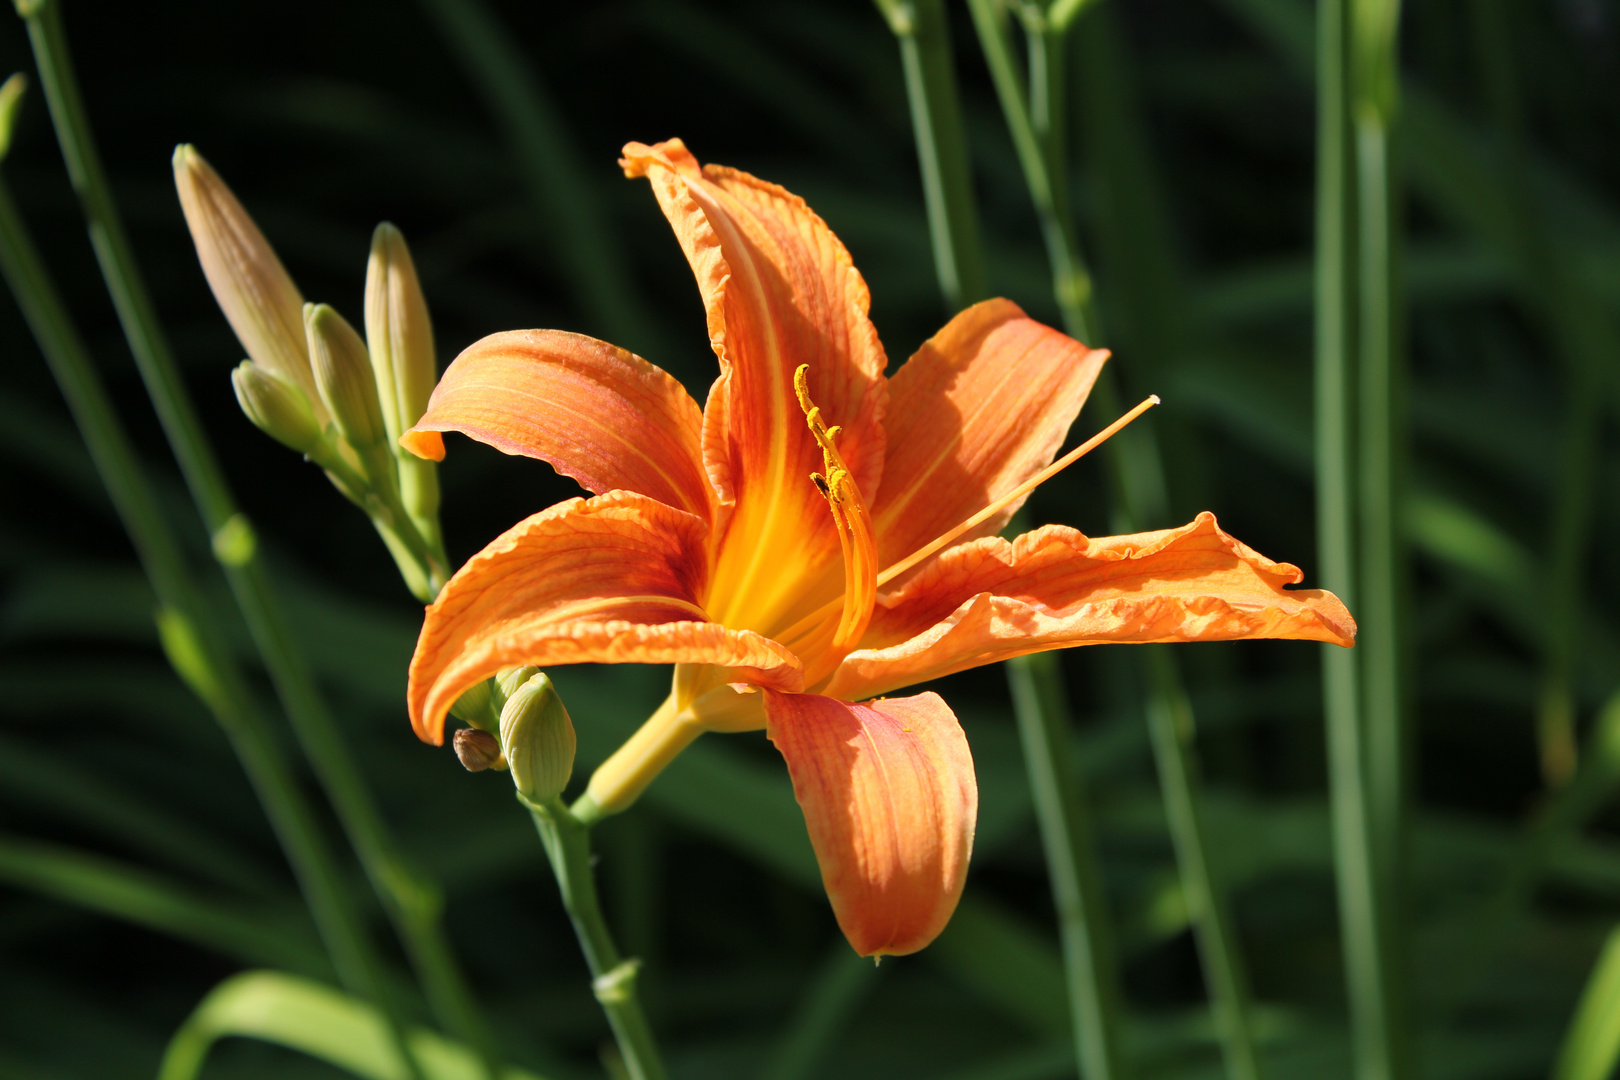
(0, 0, 1615, 1077)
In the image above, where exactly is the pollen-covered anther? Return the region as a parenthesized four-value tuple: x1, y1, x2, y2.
(793, 364, 878, 677)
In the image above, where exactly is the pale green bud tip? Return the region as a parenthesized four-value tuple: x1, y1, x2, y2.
(306, 303, 386, 450)
(364, 221, 437, 443)
(172, 145, 323, 424)
(0, 73, 26, 162)
(231, 360, 323, 454)
(500, 672, 576, 803)
(449, 679, 497, 732)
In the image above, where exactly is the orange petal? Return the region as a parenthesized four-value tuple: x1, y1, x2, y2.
(873, 299, 1108, 568)
(408, 491, 800, 745)
(400, 330, 712, 521)
(763, 690, 976, 957)
(825, 512, 1356, 700)
(622, 138, 887, 636)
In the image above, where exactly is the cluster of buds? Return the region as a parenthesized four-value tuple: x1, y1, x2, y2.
(173, 146, 449, 601)
(452, 667, 577, 804)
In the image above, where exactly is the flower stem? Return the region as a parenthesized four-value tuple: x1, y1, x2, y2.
(1318, 0, 1411, 1070)
(965, 6, 1266, 1078)
(1006, 653, 1126, 1080)
(526, 797, 669, 1080)
(14, 4, 496, 1071)
(873, 0, 987, 311)
(0, 171, 422, 1076)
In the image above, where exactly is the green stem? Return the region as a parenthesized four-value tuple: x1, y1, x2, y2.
(1141, 649, 1263, 1080)
(966, 9, 1266, 1078)
(0, 170, 418, 1072)
(874, 0, 988, 310)
(15, 4, 495, 1071)
(1318, 0, 1409, 1072)
(964, 0, 1096, 340)
(1007, 653, 1126, 1080)
(526, 798, 668, 1080)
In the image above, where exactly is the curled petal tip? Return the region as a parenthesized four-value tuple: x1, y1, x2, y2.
(400, 427, 446, 461)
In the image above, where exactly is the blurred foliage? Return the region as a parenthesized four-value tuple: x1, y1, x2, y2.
(0, 0, 1617, 1078)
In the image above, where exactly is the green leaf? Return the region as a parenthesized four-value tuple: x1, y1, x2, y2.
(0, 834, 327, 975)
(1553, 924, 1620, 1080)
(158, 971, 550, 1080)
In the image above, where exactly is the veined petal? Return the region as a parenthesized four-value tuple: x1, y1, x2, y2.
(873, 299, 1108, 567)
(409, 491, 800, 745)
(622, 139, 887, 636)
(401, 330, 712, 521)
(763, 690, 976, 958)
(826, 512, 1356, 700)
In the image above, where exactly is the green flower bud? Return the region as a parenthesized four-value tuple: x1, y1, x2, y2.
(173, 145, 327, 427)
(496, 665, 541, 701)
(449, 678, 497, 732)
(364, 223, 437, 444)
(231, 360, 323, 455)
(0, 74, 27, 163)
(453, 727, 506, 772)
(500, 672, 576, 804)
(306, 303, 386, 452)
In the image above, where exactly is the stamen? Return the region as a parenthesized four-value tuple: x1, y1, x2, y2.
(794, 365, 877, 666)
(877, 395, 1160, 588)
(773, 394, 1161, 654)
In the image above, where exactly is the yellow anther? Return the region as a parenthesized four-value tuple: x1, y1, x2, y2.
(795, 363, 854, 501)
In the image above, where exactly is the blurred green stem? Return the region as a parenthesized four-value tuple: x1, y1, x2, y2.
(1318, 0, 1410, 1071)
(1007, 654, 1127, 1080)
(15, 4, 496, 1071)
(1468, 0, 1600, 789)
(966, 6, 1265, 1079)
(526, 798, 667, 1080)
(0, 167, 420, 1074)
(873, 0, 987, 310)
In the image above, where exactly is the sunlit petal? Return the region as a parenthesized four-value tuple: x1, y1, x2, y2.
(409, 491, 800, 744)
(873, 298, 1108, 568)
(401, 329, 712, 521)
(826, 512, 1356, 699)
(764, 690, 976, 958)
(621, 138, 887, 635)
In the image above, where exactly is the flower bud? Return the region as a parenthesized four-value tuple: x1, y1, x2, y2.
(306, 303, 386, 452)
(231, 360, 323, 455)
(449, 679, 497, 732)
(172, 145, 327, 426)
(500, 672, 576, 804)
(453, 727, 506, 772)
(496, 665, 541, 701)
(364, 223, 437, 444)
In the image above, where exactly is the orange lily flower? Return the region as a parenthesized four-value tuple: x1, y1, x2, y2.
(403, 139, 1354, 958)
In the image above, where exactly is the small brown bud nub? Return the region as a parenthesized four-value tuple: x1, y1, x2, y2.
(453, 727, 505, 772)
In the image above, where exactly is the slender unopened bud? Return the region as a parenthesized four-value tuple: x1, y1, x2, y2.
(453, 727, 506, 772)
(231, 360, 322, 454)
(306, 303, 386, 451)
(500, 672, 576, 803)
(364, 223, 437, 444)
(172, 145, 326, 425)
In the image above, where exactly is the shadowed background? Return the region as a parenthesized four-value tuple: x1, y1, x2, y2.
(0, 0, 1616, 1078)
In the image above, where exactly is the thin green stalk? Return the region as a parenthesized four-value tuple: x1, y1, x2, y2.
(966, 8, 1266, 1078)
(525, 798, 668, 1080)
(1007, 653, 1127, 1080)
(963, 0, 1096, 341)
(1141, 649, 1263, 1080)
(0, 170, 417, 1070)
(893, 10, 1130, 1078)
(14, 4, 496, 1071)
(873, 0, 988, 310)
(1318, 0, 1409, 1071)
(1468, 0, 1600, 789)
